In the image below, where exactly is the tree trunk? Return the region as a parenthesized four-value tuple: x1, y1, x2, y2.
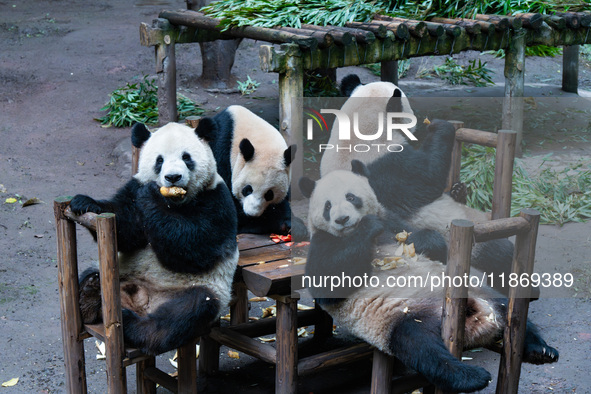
(187, 0, 241, 88)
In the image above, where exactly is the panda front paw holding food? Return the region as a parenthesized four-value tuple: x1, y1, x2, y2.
(70, 121, 238, 355)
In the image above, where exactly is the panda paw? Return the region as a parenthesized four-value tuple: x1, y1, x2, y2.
(70, 195, 102, 215)
(79, 271, 102, 324)
(435, 364, 492, 393)
(359, 214, 385, 237)
(449, 182, 468, 205)
(524, 342, 559, 364)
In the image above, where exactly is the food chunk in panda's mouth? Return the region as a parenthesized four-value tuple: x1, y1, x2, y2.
(160, 186, 187, 198)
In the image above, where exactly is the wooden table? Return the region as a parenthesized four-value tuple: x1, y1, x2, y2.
(198, 234, 374, 394)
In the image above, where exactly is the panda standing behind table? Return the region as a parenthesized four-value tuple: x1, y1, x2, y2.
(315, 74, 520, 294)
(202, 105, 297, 235)
(70, 121, 238, 355)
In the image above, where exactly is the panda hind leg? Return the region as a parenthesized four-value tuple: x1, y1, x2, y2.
(122, 286, 220, 355)
(523, 322, 559, 364)
(388, 315, 492, 393)
(79, 268, 102, 324)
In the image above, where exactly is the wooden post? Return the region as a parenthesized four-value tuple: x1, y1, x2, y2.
(496, 209, 540, 393)
(54, 197, 87, 394)
(136, 357, 157, 394)
(156, 33, 177, 125)
(131, 146, 140, 177)
(562, 45, 579, 93)
(440, 220, 474, 359)
(96, 213, 127, 393)
(198, 321, 220, 376)
(278, 44, 304, 199)
(370, 349, 394, 394)
(381, 60, 398, 85)
(502, 29, 525, 154)
(312, 303, 333, 340)
(445, 121, 464, 192)
(275, 297, 298, 394)
(177, 340, 198, 394)
(230, 282, 249, 325)
(491, 130, 517, 220)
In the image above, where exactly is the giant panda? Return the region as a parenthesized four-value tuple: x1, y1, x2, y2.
(206, 105, 296, 235)
(319, 74, 414, 177)
(299, 167, 559, 393)
(318, 75, 516, 289)
(69, 121, 238, 355)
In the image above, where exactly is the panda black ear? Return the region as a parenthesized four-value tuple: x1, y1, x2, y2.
(239, 138, 255, 162)
(284, 144, 297, 167)
(340, 74, 362, 97)
(351, 160, 370, 178)
(386, 88, 403, 113)
(195, 117, 217, 143)
(131, 123, 151, 148)
(299, 177, 316, 199)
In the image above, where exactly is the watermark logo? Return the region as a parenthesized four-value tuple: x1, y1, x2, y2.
(305, 108, 417, 153)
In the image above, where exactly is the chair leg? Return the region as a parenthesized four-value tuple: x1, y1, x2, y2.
(370, 349, 394, 394)
(177, 340, 198, 394)
(136, 357, 157, 394)
(313, 303, 333, 340)
(275, 297, 298, 394)
(199, 321, 220, 377)
(230, 282, 249, 325)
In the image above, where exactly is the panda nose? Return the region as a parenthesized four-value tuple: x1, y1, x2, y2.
(335, 216, 350, 226)
(165, 174, 182, 184)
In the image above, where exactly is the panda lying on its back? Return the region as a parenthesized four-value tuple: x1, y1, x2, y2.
(70, 122, 238, 355)
(299, 167, 559, 393)
(205, 105, 296, 235)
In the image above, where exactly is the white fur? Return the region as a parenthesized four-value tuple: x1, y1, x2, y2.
(320, 81, 414, 177)
(135, 122, 219, 200)
(308, 170, 386, 236)
(227, 105, 290, 216)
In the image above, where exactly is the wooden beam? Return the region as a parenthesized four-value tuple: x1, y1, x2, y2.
(491, 130, 517, 220)
(370, 349, 394, 394)
(562, 45, 579, 93)
(445, 121, 464, 192)
(96, 213, 127, 393)
(503, 29, 525, 154)
(473, 217, 530, 243)
(54, 197, 88, 394)
(209, 327, 277, 364)
(297, 343, 373, 376)
(275, 298, 298, 394)
(496, 209, 540, 393)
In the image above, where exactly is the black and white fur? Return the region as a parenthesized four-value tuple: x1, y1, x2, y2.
(70, 122, 238, 355)
(300, 168, 559, 393)
(205, 105, 296, 235)
(318, 75, 516, 286)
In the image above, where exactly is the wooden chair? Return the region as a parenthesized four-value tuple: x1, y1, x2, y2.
(54, 198, 200, 394)
(370, 123, 542, 393)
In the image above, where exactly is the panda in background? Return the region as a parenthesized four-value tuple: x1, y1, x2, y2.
(299, 168, 559, 393)
(319, 74, 415, 177)
(69, 121, 238, 355)
(205, 105, 296, 235)
(318, 75, 517, 289)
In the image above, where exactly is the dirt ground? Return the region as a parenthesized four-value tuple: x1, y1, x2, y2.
(1, 0, 591, 393)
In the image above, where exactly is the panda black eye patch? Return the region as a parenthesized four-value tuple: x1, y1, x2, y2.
(242, 185, 253, 197)
(154, 155, 164, 174)
(346, 193, 362, 209)
(264, 189, 274, 202)
(323, 201, 331, 221)
(182, 152, 195, 171)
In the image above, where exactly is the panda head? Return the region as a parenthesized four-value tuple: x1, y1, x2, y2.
(299, 164, 384, 237)
(131, 120, 218, 202)
(233, 138, 296, 217)
(341, 73, 413, 115)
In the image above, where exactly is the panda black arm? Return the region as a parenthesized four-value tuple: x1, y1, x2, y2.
(138, 181, 238, 274)
(380, 210, 448, 263)
(69, 178, 148, 253)
(306, 215, 383, 300)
